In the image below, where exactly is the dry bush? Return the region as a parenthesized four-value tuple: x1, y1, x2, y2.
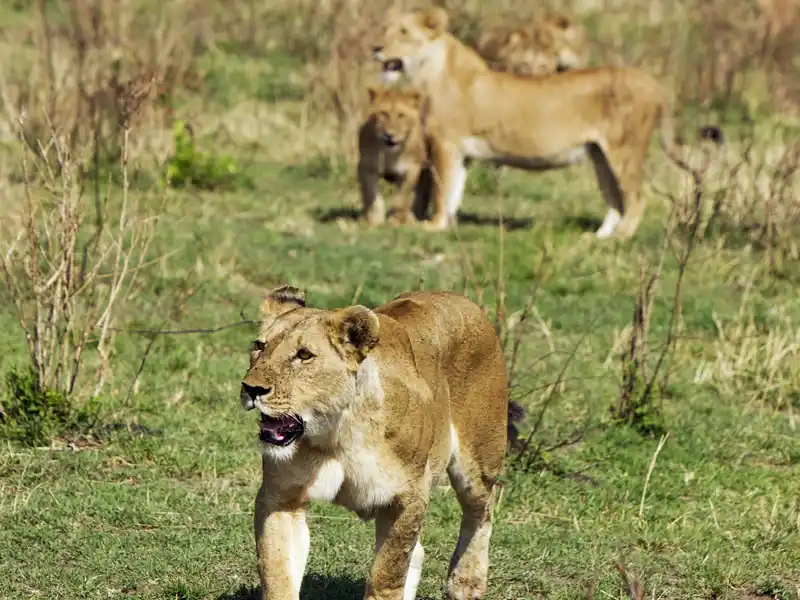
(669, 129, 800, 271)
(694, 282, 800, 413)
(0, 116, 156, 402)
(0, 0, 208, 173)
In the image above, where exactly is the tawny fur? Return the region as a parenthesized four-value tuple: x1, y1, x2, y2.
(241, 286, 509, 600)
(475, 11, 591, 76)
(357, 86, 433, 226)
(374, 7, 724, 239)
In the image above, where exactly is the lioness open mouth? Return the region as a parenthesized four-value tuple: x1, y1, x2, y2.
(382, 59, 404, 73)
(259, 413, 304, 446)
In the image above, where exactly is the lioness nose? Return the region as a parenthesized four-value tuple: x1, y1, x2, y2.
(242, 382, 272, 401)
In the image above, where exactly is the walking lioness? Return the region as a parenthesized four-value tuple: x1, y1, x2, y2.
(240, 286, 508, 600)
(373, 7, 724, 239)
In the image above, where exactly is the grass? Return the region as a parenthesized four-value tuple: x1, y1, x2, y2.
(1, 1, 799, 599)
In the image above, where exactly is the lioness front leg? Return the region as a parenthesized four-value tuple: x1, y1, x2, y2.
(365, 492, 429, 600)
(254, 490, 310, 600)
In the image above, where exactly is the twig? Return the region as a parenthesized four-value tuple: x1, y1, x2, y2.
(108, 316, 258, 337)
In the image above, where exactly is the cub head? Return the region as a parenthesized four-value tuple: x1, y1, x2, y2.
(367, 86, 426, 148)
(373, 7, 449, 83)
(240, 285, 381, 458)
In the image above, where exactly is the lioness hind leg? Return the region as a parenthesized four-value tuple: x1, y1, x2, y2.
(587, 143, 648, 240)
(444, 444, 500, 600)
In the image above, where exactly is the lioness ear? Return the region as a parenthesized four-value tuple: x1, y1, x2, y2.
(331, 305, 380, 364)
(260, 285, 306, 324)
(422, 7, 449, 36)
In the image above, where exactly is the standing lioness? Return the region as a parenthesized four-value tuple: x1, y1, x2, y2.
(240, 286, 508, 600)
(373, 7, 723, 239)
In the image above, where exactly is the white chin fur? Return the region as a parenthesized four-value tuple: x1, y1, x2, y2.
(259, 439, 299, 462)
(381, 70, 402, 84)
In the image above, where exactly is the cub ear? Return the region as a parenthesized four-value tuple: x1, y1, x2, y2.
(422, 7, 449, 36)
(260, 285, 306, 325)
(405, 89, 423, 108)
(331, 305, 380, 364)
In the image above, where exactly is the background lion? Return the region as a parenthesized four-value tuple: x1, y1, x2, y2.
(475, 11, 591, 76)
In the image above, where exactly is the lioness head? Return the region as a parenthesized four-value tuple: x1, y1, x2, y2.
(241, 286, 380, 457)
(367, 86, 426, 148)
(373, 7, 449, 83)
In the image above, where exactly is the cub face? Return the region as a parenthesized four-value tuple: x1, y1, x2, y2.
(367, 86, 426, 149)
(240, 286, 380, 457)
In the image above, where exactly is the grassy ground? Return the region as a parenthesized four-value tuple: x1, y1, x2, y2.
(1, 3, 799, 600)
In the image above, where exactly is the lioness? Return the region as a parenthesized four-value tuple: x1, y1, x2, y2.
(373, 7, 724, 239)
(358, 86, 433, 225)
(240, 286, 508, 600)
(476, 12, 590, 76)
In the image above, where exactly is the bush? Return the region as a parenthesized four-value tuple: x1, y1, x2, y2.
(164, 119, 251, 190)
(0, 367, 94, 447)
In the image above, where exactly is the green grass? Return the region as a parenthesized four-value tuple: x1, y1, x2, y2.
(2, 25, 800, 600)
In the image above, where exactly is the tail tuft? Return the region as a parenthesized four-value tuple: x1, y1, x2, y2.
(507, 400, 527, 454)
(699, 125, 726, 146)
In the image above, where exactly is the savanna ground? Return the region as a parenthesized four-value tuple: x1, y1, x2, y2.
(0, 0, 799, 599)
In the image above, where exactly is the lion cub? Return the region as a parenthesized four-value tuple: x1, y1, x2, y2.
(240, 286, 509, 600)
(357, 86, 432, 225)
(476, 12, 590, 76)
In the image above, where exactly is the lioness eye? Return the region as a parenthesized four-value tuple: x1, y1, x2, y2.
(251, 340, 265, 352)
(296, 347, 315, 362)
(400, 27, 408, 35)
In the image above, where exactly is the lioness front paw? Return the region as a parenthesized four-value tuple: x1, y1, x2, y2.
(445, 574, 488, 600)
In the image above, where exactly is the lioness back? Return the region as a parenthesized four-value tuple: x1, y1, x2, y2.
(377, 290, 508, 470)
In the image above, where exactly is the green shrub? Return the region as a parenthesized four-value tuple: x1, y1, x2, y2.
(164, 119, 251, 190)
(0, 367, 95, 447)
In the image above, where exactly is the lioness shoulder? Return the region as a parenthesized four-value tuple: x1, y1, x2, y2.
(241, 286, 509, 600)
(357, 86, 433, 225)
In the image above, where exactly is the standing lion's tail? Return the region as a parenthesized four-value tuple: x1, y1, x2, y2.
(507, 400, 527, 454)
(657, 96, 726, 171)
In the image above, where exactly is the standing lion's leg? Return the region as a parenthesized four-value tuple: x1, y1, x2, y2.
(365, 491, 429, 600)
(587, 143, 626, 239)
(425, 140, 466, 231)
(444, 451, 498, 600)
(254, 490, 310, 600)
(359, 162, 386, 226)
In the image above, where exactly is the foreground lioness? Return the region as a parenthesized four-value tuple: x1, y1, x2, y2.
(374, 7, 723, 239)
(240, 286, 508, 600)
(358, 86, 433, 225)
(476, 11, 590, 76)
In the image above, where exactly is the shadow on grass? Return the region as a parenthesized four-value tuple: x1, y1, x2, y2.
(313, 206, 533, 232)
(217, 574, 439, 600)
(315, 206, 362, 223)
(560, 213, 603, 233)
(457, 211, 532, 231)
(216, 575, 362, 600)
